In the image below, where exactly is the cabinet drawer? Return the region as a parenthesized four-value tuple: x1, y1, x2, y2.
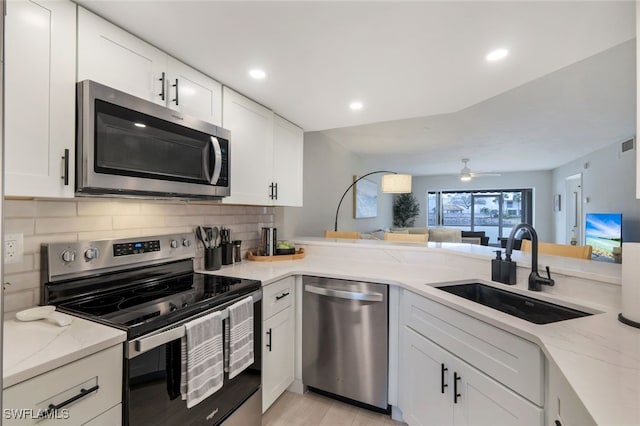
(402, 290, 544, 406)
(263, 277, 294, 319)
(3, 345, 123, 426)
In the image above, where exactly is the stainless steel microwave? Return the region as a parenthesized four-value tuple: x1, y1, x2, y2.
(76, 80, 230, 199)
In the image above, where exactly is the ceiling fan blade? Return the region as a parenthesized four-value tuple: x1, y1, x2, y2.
(470, 172, 502, 177)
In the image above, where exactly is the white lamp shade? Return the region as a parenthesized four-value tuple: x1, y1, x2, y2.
(382, 174, 412, 193)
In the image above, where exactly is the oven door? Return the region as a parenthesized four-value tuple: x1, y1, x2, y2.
(124, 293, 261, 426)
(77, 80, 230, 198)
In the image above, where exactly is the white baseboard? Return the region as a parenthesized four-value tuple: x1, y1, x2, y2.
(287, 379, 305, 395)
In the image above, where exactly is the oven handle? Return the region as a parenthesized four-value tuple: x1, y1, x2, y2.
(129, 290, 262, 358)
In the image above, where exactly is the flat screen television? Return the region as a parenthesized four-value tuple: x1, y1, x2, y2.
(585, 213, 622, 262)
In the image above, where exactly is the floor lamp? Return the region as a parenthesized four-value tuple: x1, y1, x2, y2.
(333, 171, 412, 231)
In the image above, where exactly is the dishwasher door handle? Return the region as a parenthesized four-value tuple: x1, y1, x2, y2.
(304, 285, 384, 302)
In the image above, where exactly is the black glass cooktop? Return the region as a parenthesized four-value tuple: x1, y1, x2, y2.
(55, 270, 260, 338)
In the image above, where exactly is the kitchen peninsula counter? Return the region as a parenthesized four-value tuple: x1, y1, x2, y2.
(200, 238, 638, 426)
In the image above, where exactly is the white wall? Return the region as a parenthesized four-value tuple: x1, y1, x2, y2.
(552, 139, 640, 243)
(411, 171, 554, 242)
(284, 131, 394, 238)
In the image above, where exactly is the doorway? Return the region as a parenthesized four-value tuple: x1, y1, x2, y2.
(564, 174, 583, 245)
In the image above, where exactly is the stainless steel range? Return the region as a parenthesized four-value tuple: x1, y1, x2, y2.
(41, 233, 262, 426)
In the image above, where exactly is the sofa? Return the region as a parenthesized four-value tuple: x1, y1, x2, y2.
(386, 227, 487, 245)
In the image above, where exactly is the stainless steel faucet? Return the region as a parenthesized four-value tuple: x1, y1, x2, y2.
(505, 223, 555, 291)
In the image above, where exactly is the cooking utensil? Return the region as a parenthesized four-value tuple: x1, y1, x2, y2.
(221, 228, 231, 245)
(210, 226, 219, 248)
(196, 226, 209, 248)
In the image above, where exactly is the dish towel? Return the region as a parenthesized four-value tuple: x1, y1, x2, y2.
(227, 296, 254, 379)
(180, 310, 224, 408)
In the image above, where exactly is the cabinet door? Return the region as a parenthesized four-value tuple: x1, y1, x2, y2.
(5, 0, 76, 198)
(453, 359, 544, 426)
(262, 307, 295, 412)
(399, 327, 453, 426)
(166, 57, 222, 125)
(84, 404, 122, 426)
(222, 87, 274, 205)
(77, 7, 167, 104)
(546, 362, 596, 426)
(272, 115, 304, 207)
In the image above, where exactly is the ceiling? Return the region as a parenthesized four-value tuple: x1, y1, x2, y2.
(77, 1, 636, 175)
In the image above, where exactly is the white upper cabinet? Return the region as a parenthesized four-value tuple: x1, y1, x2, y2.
(272, 116, 304, 207)
(5, 0, 76, 198)
(77, 7, 222, 126)
(77, 7, 166, 105)
(222, 87, 274, 205)
(166, 58, 222, 125)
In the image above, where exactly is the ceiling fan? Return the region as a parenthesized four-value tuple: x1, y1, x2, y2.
(459, 159, 501, 181)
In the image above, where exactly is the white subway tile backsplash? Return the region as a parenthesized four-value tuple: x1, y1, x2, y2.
(77, 229, 142, 241)
(36, 201, 77, 217)
(4, 254, 35, 275)
(36, 216, 112, 234)
(24, 233, 78, 254)
(4, 271, 40, 291)
(112, 215, 165, 229)
(186, 204, 221, 215)
(5, 218, 35, 235)
(77, 200, 141, 216)
(139, 226, 193, 237)
(3, 198, 275, 316)
(5, 200, 36, 218)
(164, 215, 204, 227)
(4, 290, 35, 315)
(139, 202, 188, 216)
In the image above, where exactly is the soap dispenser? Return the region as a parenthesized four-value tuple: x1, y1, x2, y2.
(501, 253, 517, 285)
(491, 250, 502, 282)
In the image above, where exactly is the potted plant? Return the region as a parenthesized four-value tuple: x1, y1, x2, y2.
(393, 193, 420, 227)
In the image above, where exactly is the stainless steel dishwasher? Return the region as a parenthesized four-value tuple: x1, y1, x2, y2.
(302, 276, 389, 411)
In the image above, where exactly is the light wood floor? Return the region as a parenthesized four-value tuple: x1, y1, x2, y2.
(262, 391, 406, 426)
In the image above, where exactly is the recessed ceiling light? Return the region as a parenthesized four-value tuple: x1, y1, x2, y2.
(134, 122, 146, 128)
(349, 102, 363, 111)
(249, 69, 266, 79)
(485, 48, 509, 62)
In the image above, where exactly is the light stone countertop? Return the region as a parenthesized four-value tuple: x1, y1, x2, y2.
(3, 313, 126, 388)
(198, 238, 638, 426)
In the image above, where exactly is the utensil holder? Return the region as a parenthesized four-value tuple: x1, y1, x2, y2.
(221, 243, 233, 265)
(205, 247, 222, 271)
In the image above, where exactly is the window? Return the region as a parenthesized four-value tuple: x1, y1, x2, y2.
(427, 189, 533, 246)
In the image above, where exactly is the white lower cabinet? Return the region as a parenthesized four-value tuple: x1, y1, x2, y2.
(262, 277, 295, 412)
(2, 345, 123, 426)
(401, 327, 542, 426)
(83, 404, 122, 426)
(398, 290, 544, 426)
(546, 362, 596, 426)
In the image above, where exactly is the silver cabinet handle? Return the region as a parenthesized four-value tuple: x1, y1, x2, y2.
(304, 284, 383, 301)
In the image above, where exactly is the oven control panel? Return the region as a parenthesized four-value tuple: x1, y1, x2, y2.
(43, 233, 196, 281)
(114, 240, 161, 257)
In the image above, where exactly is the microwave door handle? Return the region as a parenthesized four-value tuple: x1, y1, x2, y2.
(210, 136, 222, 185)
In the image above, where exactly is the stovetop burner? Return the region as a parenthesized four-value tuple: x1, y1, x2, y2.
(56, 271, 260, 337)
(76, 295, 126, 316)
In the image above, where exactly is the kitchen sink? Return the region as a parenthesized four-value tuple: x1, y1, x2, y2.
(435, 282, 592, 324)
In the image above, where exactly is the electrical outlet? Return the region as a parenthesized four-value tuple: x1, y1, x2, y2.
(4, 233, 24, 264)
